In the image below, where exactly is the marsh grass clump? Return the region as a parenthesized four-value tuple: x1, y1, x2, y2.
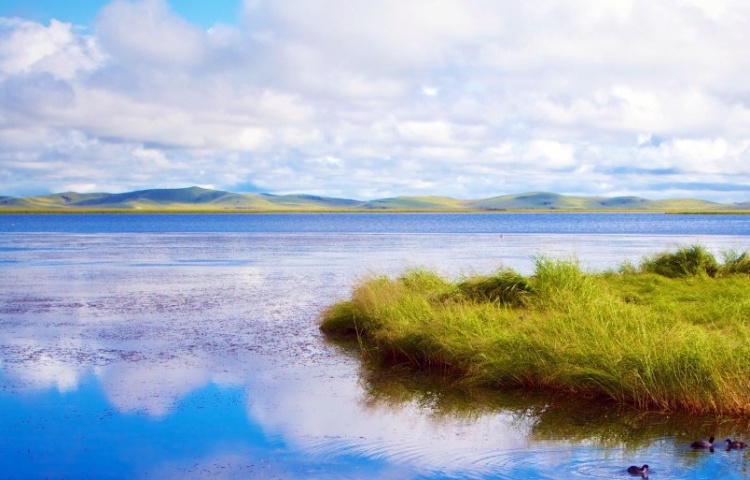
(531, 256, 598, 309)
(456, 269, 535, 306)
(319, 301, 363, 336)
(721, 249, 750, 275)
(640, 244, 719, 278)
(321, 246, 750, 414)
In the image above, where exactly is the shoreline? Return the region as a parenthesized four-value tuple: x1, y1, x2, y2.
(2, 208, 750, 214)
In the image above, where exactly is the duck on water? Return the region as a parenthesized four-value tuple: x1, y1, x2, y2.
(690, 436, 714, 451)
(627, 464, 649, 477)
(626, 437, 742, 477)
(725, 438, 747, 450)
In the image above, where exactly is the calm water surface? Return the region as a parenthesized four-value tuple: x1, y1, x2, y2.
(2, 214, 750, 479)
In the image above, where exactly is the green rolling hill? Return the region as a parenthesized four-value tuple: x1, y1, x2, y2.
(360, 196, 465, 210)
(0, 186, 747, 212)
(465, 192, 722, 211)
(259, 193, 362, 209)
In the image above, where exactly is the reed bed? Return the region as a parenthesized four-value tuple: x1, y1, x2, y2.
(320, 245, 750, 414)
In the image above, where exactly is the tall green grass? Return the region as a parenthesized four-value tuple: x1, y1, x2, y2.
(639, 244, 720, 277)
(321, 246, 750, 414)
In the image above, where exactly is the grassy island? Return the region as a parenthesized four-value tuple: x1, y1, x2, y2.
(321, 246, 750, 414)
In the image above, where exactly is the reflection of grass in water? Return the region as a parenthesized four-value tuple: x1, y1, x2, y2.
(321, 245, 750, 415)
(355, 366, 750, 454)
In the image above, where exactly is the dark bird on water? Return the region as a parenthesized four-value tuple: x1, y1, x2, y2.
(725, 438, 747, 450)
(627, 464, 649, 477)
(690, 436, 715, 451)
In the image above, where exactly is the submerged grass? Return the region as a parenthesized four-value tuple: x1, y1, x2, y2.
(321, 245, 750, 414)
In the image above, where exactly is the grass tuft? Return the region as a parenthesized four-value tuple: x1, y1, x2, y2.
(721, 249, 750, 275)
(456, 269, 535, 306)
(639, 244, 719, 278)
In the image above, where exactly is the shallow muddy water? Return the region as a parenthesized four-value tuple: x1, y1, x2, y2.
(2, 214, 750, 478)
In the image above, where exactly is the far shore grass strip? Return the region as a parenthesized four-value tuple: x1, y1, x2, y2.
(320, 245, 750, 414)
(3, 208, 750, 214)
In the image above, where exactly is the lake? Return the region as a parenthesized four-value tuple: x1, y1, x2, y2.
(2, 213, 750, 479)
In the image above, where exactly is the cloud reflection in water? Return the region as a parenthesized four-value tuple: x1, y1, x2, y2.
(2, 227, 750, 478)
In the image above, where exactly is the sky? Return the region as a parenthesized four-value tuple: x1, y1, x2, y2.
(1, 0, 750, 202)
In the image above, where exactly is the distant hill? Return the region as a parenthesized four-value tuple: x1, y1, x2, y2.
(0, 186, 747, 212)
(360, 196, 465, 210)
(259, 193, 362, 209)
(465, 192, 723, 211)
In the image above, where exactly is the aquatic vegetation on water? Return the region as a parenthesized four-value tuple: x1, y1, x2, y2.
(320, 245, 750, 414)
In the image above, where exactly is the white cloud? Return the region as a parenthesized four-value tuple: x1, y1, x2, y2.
(527, 140, 576, 169)
(397, 121, 453, 146)
(95, 0, 207, 68)
(0, 18, 103, 79)
(1, 0, 750, 201)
